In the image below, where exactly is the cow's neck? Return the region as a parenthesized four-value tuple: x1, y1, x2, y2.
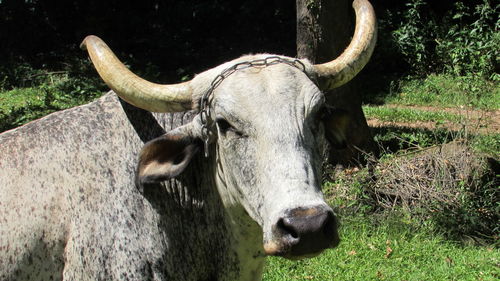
(221, 204, 266, 281)
(213, 157, 266, 281)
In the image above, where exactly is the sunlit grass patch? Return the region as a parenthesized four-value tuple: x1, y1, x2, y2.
(472, 133, 500, 156)
(0, 60, 106, 132)
(386, 74, 500, 110)
(363, 105, 461, 123)
(263, 215, 499, 281)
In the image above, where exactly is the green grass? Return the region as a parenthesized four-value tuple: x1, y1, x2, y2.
(263, 215, 499, 281)
(370, 126, 499, 156)
(363, 104, 499, 156)
(472, 133, 500, 156)
(385, 74, 500, 110)
(373, 127, 454, 150)
(363, 105, 461, 123)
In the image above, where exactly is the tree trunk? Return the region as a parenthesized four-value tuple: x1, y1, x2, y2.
(297, 0, 377, 166)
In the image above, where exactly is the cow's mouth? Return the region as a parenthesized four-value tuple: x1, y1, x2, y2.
(263, 237, 339, 260)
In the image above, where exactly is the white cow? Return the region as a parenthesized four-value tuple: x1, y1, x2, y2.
(0, 0, 376, 280)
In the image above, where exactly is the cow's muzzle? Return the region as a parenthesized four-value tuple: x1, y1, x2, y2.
(265, 205, 340, 259)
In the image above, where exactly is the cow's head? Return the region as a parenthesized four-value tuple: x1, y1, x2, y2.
(82, 0, 376, 259)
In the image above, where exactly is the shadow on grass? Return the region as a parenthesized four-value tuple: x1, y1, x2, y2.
(370, 125, 457, 154)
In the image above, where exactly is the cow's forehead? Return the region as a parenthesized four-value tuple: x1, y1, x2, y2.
(211, 62, 324, 122)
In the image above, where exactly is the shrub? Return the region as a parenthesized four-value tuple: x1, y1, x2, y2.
(392, 0, 437, 76)
(436, 1, 499, 79)
(390, 0, 499, 79)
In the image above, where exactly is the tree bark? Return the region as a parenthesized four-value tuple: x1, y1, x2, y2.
(297, 0, 377, 166)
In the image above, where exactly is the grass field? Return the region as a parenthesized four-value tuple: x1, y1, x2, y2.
(385, 74, 500, 111)
(263, 215, 499, 281)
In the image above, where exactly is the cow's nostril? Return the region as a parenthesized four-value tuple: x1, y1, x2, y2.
(277, 218, 299, 239)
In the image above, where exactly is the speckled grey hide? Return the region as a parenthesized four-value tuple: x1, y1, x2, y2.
(0, 93, 236, 281)
(0, 55, 337, 281)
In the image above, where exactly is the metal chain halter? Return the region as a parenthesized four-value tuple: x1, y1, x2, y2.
(199, 56, 307, 157)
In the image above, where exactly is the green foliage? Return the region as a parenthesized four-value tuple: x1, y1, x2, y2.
(0, 59, 105, 132)
(437, 1, 500, 78)
(0, 87, 52, 132)
(392, 0, 436, 75)
(390, 0, 499, 79)
(472, 134, 500, 156)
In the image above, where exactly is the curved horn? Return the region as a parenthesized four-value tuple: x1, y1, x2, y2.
(81, 35, 192, 112)
(313, 0, 377, 90)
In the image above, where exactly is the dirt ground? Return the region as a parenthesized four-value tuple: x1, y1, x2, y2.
(367, 105, 500, 135)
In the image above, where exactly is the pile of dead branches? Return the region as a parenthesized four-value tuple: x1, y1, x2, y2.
(364, 141, 499, 239)
(327, 141, 499, 240)
(370, 142, 482, 209)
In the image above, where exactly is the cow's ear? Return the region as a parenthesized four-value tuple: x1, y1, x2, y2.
(136, 132, 200, 184)
(323, 109, 350, 149)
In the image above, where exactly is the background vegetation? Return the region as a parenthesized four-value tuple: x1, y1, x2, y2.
(1, 0, 498, 280)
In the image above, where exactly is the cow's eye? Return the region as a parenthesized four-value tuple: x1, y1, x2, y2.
(216, 118, 243, 137)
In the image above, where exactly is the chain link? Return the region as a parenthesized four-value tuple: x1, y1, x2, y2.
(199, 56, 306, 157)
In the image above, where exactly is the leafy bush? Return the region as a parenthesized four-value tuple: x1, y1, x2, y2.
(436, 1, 499, 78)
(390, 0, 499, 79)
(0, 62, 47, 90)
(392, 0, 437, 76)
